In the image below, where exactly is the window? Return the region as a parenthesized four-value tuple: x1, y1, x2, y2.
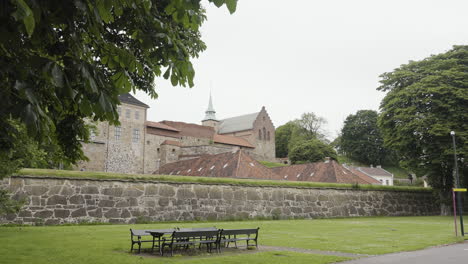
(126, 109, 131, 119)
(267, 131, 270, 141)
(135, 111, 139, 120)
(386, 180, 389, 185)
(115, 126, 122, 140)
(132, 128, 140, 143)
(263, 127, 266, 140)
(258, 129, 262, 140)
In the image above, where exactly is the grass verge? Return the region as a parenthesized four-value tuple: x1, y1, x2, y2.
(259, 161, 288, 168)
(16, 168, 429, 192)
(0, 216, 465, 264)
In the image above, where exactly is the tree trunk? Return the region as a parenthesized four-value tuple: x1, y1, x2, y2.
(440, 203, 451, 216)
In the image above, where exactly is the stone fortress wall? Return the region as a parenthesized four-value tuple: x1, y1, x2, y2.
(1, 175, 439, 225)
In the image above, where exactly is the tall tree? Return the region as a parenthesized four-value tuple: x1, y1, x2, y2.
(295, 112, 328, 141)
(340, 110, 388, 165)
(275, 112, 332, 160)
(275, 122, 297, 158)
(0, 0, 237, 212)
(378, 45, 467, 210)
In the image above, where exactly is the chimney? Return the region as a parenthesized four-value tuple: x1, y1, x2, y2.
(377, 165, 381, 168)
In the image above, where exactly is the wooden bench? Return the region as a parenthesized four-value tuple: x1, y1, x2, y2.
(160, 230, 221, 256)
(218, 228, 259, 252)
(129, 228, 175, 253)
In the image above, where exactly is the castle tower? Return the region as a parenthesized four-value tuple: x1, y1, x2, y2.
(202, 93, 219, 130)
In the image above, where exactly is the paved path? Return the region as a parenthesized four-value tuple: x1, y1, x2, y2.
(340, 242, 468, 264)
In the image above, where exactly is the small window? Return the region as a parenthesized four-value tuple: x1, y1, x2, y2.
(263, 127, 266, 140)
(157, 148, 160, 152)
(386, 180, 389, 185)
(172, 149, 175, 152)
(135, 111, 139, 120)
(267, 131, 270, 141)
(126, 109, 131, 119)
(263, 116, 265, 121)
(132, 128, 140, 143)
(258, 129, 262, 140)
(115, 126, 122, 140)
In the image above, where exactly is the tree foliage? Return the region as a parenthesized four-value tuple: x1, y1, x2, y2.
(289, 139, 337, 164)
(275, 112, 335, 162)
(295, 112, 328, 141)
(0, 0, 237, 213)
(0, 0, 236, 166)
(340, 110, 388, 165)
(378, 45, 468, 199)
(275, 122, 296, 158)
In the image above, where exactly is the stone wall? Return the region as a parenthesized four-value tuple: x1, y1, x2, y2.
(1, 176, 439, 225)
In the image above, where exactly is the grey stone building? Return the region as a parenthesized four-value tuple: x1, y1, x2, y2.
(76, 93, 276, 174)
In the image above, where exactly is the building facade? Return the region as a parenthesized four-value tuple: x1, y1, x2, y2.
(76, 93, 276, 174)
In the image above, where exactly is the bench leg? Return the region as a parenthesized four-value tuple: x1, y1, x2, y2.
(130, 242, 134, 253)
(138, 242, 141, 254)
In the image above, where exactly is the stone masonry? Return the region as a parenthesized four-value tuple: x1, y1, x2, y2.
(1, 176, 439, 225)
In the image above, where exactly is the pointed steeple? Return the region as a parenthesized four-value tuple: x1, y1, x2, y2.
(203, 92, 217, 121)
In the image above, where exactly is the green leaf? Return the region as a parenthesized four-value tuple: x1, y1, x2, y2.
(142, 0, 152, 12)
(96, 0, 113, 23)
(51, 64, 64, 88)
(13, 0, 35, 37)
(211, 0, 224, 8)
(225, 0, 237, 14)
(170, 73, 178, 86)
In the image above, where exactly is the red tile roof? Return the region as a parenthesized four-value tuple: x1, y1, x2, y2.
(213, 134, 254, 148)
(160, 120, 215, 139)
(271, 161, 381, 184)
(145, 121, 180, 132)
(156, 150, 280, 180)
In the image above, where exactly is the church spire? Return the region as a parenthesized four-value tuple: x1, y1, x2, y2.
(203, 92, 217, 121)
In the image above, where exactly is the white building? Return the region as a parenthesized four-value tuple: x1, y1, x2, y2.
(356, 166, 394, 186)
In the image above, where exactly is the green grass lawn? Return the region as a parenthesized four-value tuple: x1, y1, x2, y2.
(0, 216, 465, 264)
(259, 161, 288, 168)
(16, 168, 429, 192)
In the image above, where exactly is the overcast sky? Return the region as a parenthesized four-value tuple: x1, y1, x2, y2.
(136, 0, 468, 139)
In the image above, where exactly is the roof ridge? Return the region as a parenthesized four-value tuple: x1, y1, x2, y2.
(220, 112, 259, 122)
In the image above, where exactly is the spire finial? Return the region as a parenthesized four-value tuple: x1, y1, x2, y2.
(203, 91, 217, 121)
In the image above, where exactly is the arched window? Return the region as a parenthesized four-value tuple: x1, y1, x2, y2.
(262, 127, 266, 141)
(258, 129, 262, 140)
(267, 131, 270, 141)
